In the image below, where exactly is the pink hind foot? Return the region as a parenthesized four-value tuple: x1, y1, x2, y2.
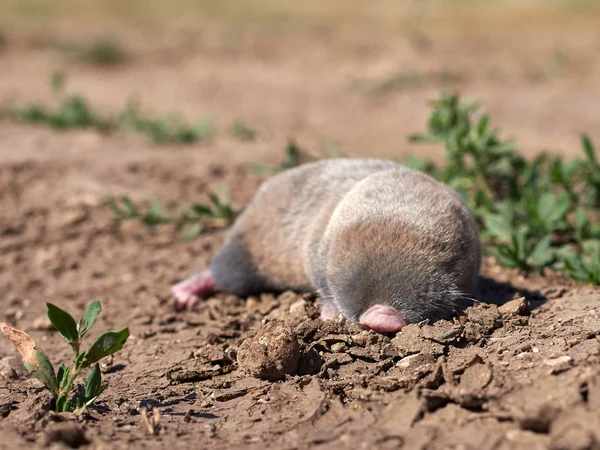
(172, 270, 215, 310)
(359, 305, 406, 333)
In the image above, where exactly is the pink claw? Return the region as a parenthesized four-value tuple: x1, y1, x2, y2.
(172, 270, 215, 310)
(359, 305, 406, 333)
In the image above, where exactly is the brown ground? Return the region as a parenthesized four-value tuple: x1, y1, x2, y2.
(1, 1, 600, 449)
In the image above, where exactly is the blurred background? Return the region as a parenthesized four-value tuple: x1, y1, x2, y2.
(0, 0, 599, 163)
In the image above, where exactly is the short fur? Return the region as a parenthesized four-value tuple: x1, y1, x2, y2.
(210, 158, 481, 324)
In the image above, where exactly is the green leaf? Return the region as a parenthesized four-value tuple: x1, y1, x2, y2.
(582, 134, 596, 164)
(284, 139, 301, 168)
(56, 393, 71, 412)
(208, 193, 222, 210)
(513, 229, 527, 262)
(490, 246, 519, 268)
(529, 234, 553, 268)
(81, 328, 130, 368)
(563, 159, 580, 178)
(120, 197, 139, 218)
(85, 364, 103, 401)
(75, 351, 87, 370)
(190, 204, 214, 217)
(50, 72, 65, 94)
(180, 222, 204, 242)
(46, 302, 79, 344)
(76, 384, 86, 409)
(28, 349, 59, 395)
(252, 163, 278, 175)
(550, 192, 571, 223)
(143, 199, 166, 226)
(56, 363, 71, 391)
(537, 193, 570, 225)
(403, 155, 431, 172)
(485, 214, 513, 242)
(80, 301, 102, 337)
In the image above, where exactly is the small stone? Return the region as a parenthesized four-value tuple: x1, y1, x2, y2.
(330, 342, 347, 353)
(397, 354, 422, 368)
(498, 297, 530, 316)
(544, 355, 573, 374)
(237, 320, 300, 380)
(351, 331, 371, 347)
(0, 356, 25, 380)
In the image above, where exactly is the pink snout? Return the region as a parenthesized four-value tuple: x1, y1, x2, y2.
(359, 305, 406, 333)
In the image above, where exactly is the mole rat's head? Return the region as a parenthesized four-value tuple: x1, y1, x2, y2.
(326, 220, 479, 333)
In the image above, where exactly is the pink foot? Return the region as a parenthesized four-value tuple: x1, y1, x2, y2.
(359, 305, 406, 333)
(319, 301, 339, 321)
(172, 270, 215, 310)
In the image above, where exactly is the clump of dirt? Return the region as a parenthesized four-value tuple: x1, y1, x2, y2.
(237, 319, 300, 380)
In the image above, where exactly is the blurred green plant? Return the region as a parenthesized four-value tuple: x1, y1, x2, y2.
(408, 92, 600, 282)
(108, 185, 238, 241)
(0, 301, 129, 414)
(4, 74, 224, 145)
(253, 138, 303, 174)
(229, 120, 257, 141)
(0, 29, 7, 51)
(117, 100, 214, 144)
(77, 38, 129, 67)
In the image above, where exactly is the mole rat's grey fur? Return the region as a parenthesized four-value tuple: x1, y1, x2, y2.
(210, 158, 481, 324)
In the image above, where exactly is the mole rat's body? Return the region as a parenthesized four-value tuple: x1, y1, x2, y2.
(173, 159, 481, 333)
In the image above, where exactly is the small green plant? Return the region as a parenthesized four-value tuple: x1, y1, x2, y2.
(77, 38, 129, 67)
(559, 241, 600, 284)
(409, 92, 600, 283)
(10, 94, 110, 131)
(253, 138, 303, 174)
(9, 71, 110, 131)
(0, 301, 129, 414)
(108, 186, 238, 241)
(229, 120, 257, 141)
(117, 99, 214, 144)
(5, 75, 219, 145)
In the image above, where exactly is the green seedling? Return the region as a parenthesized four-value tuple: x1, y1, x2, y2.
(10, 94, 110, 131)
(77, 38, 129, 67)
(229, 120, 257, 141)
(117, 100, 214, 144)
(5, 75, 217, 145)
(108, 187, 238, 242)
(0, 301, 129, 414)
(254, 138, 302, 175)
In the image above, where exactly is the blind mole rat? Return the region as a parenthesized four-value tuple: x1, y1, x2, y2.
(172, 158, 481, 333)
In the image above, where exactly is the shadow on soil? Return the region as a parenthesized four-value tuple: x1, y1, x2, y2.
(479, 276, 548, 310)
